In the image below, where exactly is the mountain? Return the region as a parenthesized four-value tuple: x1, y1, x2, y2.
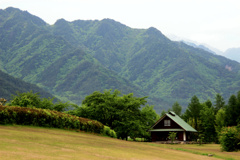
(0, 7, 150, 108)
(166, 34, 224, 55)
(223, 48, 240, 63)
(51, 17, 240, 106)
(0, 69, 56, 101)
(1, 7, 240, 112)
(181, 41, 216, 55)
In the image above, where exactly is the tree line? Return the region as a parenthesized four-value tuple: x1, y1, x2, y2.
(180, 93, 240, 144)
(4, 90, 159, 141)
(2, 89, 240, 150)
(169, 92, 240, 151)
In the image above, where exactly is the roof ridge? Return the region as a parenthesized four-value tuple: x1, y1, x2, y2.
(149, 111, 197, 132)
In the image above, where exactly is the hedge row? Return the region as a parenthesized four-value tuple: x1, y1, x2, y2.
(0, 105, 104, 134)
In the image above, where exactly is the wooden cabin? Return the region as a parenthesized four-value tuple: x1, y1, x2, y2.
(149, 111, 197, 142)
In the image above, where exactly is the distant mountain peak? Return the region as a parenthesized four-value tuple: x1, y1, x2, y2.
(54, 18, 69, 25)
(5, 7, 21, 13)
(3, 7, 47, 26)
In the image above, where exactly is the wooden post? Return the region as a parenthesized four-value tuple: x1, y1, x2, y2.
(183, 131, 186, 141)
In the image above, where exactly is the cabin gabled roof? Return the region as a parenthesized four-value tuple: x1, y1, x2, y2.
(149, 111, 197, 132)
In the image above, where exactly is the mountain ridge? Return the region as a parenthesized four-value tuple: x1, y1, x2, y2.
(0, 7, 152, 108)
(1, 7, 240, 112)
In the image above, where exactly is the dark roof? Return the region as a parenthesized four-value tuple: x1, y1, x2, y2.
(149, 111, 197, 132)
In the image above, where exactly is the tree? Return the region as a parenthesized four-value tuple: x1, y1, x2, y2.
(10, 91, 43, 108)
(225, 94, 240, 126)
(215, 108, 226, 133)
(199, 103, 216, 142)
(140, 105, 160, 140)
(171, 102, 182, 116)
(9, 91, 69, 111)
(141, 105, 160, 127)
(81, 90, 121, 128)
(160, 109, 167, 117)
(204, 99, 213, 108)
(79, 89, 149, 140)
(184, 95, 202, 130)
(214, 93, 225, 114)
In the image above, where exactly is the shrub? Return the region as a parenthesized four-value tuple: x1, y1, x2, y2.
(103, 126, 117, 138)
(219, 126, 240, 151)
(168, 132, 177, 144)
(110, 130, 117, 138)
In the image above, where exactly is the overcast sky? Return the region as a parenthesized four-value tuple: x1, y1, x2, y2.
(1, 0, 240, 52)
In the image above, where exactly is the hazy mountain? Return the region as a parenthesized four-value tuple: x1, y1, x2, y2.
(1, 7, 240, 112)
(168, 34, 240, 63)
(223, 48, 240, 63)
(166, 34, 223, 55)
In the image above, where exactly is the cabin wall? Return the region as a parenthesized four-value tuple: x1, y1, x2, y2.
(151, 131, 195, 142)
(153, 117, 182, 129)
(151, 131, 184, 141)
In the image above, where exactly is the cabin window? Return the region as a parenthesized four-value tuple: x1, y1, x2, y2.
(164, 120, 170, 126)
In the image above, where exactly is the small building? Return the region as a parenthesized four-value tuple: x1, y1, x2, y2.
(149, 111, 197, 142)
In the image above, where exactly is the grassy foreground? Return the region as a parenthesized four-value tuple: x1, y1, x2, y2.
(149, 143, 240, 160)
(0, 125, 234, 160)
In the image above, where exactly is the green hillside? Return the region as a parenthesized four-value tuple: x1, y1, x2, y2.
(0, 70, 55, 101)
(1, 7, 240, 111)
(0, 7, 147, 107)
(51, 17, 240, 106)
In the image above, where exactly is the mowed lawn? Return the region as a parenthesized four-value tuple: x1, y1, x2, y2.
(0, 125, 235, 160)
(149, 143, 240, 160)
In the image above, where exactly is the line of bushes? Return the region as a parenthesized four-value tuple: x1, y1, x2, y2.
(0, 105, 104, 134)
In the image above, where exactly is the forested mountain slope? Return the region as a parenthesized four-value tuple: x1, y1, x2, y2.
(1, 7, 240, 111)
(0, 70, 55, 101)
(51, 17, 240, 106)
(0, 7, 149, 107)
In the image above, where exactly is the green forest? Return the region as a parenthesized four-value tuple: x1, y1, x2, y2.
(1, 89, 240, 151)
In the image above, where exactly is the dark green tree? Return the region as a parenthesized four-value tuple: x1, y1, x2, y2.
(214, 93, 225, 114)
(184, 95, 202, 130)
(171, 102, 182, 116)
(199, 103, 216, 142)
(160, 109, 167, 117)
(204, 99, 213, 108)
(225, 94, 240, 126)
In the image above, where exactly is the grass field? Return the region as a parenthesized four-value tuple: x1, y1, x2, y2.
(0, 125, 239, 160)
(149, 143, 240, 160)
